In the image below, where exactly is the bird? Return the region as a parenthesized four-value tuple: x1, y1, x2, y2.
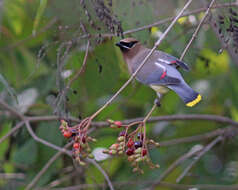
(115, 38, 202, 107)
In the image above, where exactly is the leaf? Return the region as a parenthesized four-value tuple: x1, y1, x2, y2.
(32, 0, 48, 36)
(0, 122, 12, 159)
(0, 74, 18, 103)
(13, 139, 37, 165)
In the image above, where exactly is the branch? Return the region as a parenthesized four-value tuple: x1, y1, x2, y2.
(25, 121, 71, 156)
(180, 0, 216, 60)
(86, 159, 115, 190)
(26, 143, 73, 190)
(22, 113, 238, 127)
(66, 40, 90, 88)
(53, 40, 90, 113)
(203, 1, 238, 64)
(150, 136, 223, 190)
(46, 171, 78, 188)
(0, 173, 25, 180)
(0, 121, 24, 144)
(176, 136, 223, 183)
(73, 2, 238, 41)
(123, 2, 238, 35)
(149, 146, 203, 190)
(40, 181, 238, 190)
(89, 0, 194, 120)
(159, 127, 235, 147)
(3, 17, 58, 51)
(0, 99, 24, 119)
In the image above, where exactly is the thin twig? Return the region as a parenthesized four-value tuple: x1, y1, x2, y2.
(180, 0, 216, 60)
(0, 173, 25, 180)
(53, 40, 90, 113)
(26, 143, 73, 190)
(66, 40, 90, 88)
(38, 181, 238, 190)
(1, 97, 238, 129)
(3, 17, 58, 50)
(46, 171, 78, 188)
(203, 1, 238, 64)
(149, 146, 202, 190)
(25, 121, 71, 156)
(176, 135, 223, 183)
(2, 2, 238, 52)
(0, 121, 24, 144)
(143, 104, 157, 123)
(123, 2, 238, 35)
(22, 114, 238, 127)
(89, 0, 193, 120)
(160, 127, 235, 147)
(86, 159, 114, 190)
(72, 2, 238, 42)
(0, 99, 24, 119)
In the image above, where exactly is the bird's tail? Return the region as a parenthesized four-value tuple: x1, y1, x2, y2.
(168, 82, 202, 107)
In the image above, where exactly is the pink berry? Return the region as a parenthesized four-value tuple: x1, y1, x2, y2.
(114, 121, 122, 128)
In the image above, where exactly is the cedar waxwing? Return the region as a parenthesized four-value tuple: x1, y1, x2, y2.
(116, 38, 202, 107)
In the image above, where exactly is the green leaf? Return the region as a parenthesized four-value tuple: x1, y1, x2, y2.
(13, 139, 37, 165)
(32, 0, 48, 36)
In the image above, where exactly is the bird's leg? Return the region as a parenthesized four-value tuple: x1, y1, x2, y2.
(154, 93, 162, 107)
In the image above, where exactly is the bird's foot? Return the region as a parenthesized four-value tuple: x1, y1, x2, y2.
(154, 98, 161, 107)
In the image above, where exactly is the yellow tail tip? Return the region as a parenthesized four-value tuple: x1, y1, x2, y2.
(186, 94, 202, 107)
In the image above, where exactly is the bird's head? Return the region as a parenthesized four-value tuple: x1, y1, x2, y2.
(115, 38, 139, 52)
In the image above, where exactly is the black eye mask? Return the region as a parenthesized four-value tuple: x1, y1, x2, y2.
(120, 41, 137, 48)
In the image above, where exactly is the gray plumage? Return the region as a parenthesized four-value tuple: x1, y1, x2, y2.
(116, 38, 202, 107)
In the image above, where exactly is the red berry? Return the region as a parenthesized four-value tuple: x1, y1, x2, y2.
(73, 143, 80, 149)
(126, 148, 135, 156)
(114, 121, 122, 128)
(142, 149, 147, 156)
(63, 131, 72, 138)
(127, 138, 134, 148)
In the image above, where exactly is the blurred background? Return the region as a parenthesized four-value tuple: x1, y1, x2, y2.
(1, 0, 238, 189)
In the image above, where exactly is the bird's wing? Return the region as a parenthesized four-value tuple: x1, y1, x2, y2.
(157, 51, 190, 71)
(144, 59, 181, 85)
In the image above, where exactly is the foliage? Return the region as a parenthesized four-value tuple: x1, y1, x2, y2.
(0, 0, 238, 189)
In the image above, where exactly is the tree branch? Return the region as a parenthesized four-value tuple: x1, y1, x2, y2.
(25, 121, 71, 156)
(203, 0, 238, 64)
(0, 121, 24, 144)
(149, 145, 203, 190)
(180, 0, 216, 60)
(89, 0, 194, 120)
(159, 127, 236, 147)
(86, 159, 115, 190)
(176, 135, 223, 183)
(26, 143, 73, 190)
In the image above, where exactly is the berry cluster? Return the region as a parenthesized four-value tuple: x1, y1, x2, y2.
(59, 119, 96, 166)
(104, 120, 160, 173)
